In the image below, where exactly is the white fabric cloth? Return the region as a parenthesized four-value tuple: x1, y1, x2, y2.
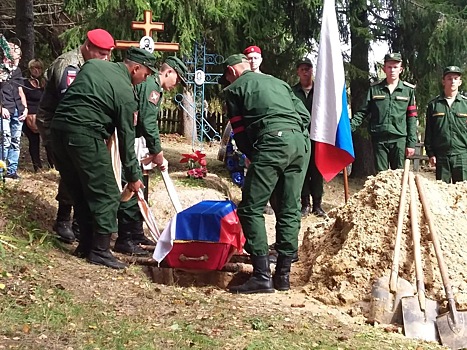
(152, 214, 178, 263)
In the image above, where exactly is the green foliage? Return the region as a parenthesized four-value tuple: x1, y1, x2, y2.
(390, 0, 467, 116)
(62, 0, 321, 81)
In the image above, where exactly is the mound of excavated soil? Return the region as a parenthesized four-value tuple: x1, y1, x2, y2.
(300, 170, 467, 310)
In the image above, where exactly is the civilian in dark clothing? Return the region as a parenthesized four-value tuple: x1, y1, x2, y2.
(1, 42, 27, 179)
(22, 59, 46, 172)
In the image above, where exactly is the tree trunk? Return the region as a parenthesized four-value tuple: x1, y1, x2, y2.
(181, 87, 195, 147)
(349, 0, 375, 178)
(15, 0, 35, 72)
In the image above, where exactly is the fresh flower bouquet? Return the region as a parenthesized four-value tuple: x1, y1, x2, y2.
(180, 150, 207, 179)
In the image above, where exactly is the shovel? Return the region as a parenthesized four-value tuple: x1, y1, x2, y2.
(161, 170, 183, 213)
(369, 159, 414, 325)
(401, 172, 439, 342)
(415, 174, 467, 349)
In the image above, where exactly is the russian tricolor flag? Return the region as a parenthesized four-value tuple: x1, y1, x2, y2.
(310, 0, 355, 182)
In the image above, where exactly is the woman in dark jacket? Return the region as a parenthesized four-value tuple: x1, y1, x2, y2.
(22, 59, 47, 172)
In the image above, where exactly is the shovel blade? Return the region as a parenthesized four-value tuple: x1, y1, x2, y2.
(437, 310, 467, 350)
(401, 296, 439, 342)
(369, 275, 414, 325)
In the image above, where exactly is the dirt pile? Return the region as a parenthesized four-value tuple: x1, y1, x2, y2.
(300, 170, 467, 310)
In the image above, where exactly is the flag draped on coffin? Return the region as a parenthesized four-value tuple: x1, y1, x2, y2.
(310, 0, 355, 182)
(153, 200, 245, 264)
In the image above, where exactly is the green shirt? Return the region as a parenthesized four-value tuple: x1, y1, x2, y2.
(351, 79, 418, 148)
(425, 93, 467, 157)
(135, 74, 163, 155)
(224, 70, 310, 157)
(51, 59, 140, 182)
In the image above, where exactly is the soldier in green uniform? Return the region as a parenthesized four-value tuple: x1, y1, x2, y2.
(291, 57, 325, 217)
(115, 56, 188, 255)
(351, 53, 418, 172)
(424, 66, 467, 183)
(221, 54, 310, 293)
(50, 48, 157, 269)
(36, 29, 115, 243)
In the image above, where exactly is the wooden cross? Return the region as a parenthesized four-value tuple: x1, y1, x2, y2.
(115, 10, 179, 52)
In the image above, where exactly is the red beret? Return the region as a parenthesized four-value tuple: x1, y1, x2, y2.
(87, 29, 114, 50)
(243, 45, 261, 55)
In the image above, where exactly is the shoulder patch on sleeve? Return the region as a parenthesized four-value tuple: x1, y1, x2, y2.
(66, 70, 77, 87)
(403, 81, 416, 88)
(148, 91, 161, 105)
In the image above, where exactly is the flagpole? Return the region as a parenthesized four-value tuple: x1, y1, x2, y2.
(343, 166, 349, 203)
(311, 0, 355, 184)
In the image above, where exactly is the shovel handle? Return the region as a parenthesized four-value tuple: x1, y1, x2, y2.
(415, 174, 460, 321)
(409, 172, 426, 310)
(161, 170, 183, 213)
(390, 159, 411, 293)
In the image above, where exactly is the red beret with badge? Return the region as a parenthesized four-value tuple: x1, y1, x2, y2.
(243, 45, 262, 55)
(86, 29, 115, 50)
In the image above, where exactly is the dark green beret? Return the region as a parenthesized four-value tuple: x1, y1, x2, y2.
(384, 52, 402, 62)
(164, 56, 188, 87)
(126, 47, 157, 73)
(443, 65, 462, 77)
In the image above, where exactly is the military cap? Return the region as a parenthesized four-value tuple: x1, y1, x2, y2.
(126, 47, 157, 73)
(384, 52, 402, 62)
(243, 45, 262, 55)
(296, 57, 313, 68)
(86, 29, 114, 50)
(165, 56, 188, 87)
(223, 54, 248, 69)
(219, 54, 248, 85)
(443, 65, 462, 77)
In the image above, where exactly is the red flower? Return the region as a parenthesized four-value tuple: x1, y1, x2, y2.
(180, 153, 198, 163)
(181, 150, 208, 179)
(187, 167, 206, 179)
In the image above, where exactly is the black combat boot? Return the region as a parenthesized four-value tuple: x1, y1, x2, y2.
(300, 195, 311, 217)
(127, 221, 156, 246)
(87, 234, 128, 269)
(114, 222, 150, 256)
(229, 255, 275, 294)
(72, 222, 93, 259)
(311, 196, 326, 217)
(53, 203, 75, 243)
(72, 217, 80, 241)
(273, 255, 294, 291)
(53, 221, 75, 243)
(268, 244, 299, 264)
